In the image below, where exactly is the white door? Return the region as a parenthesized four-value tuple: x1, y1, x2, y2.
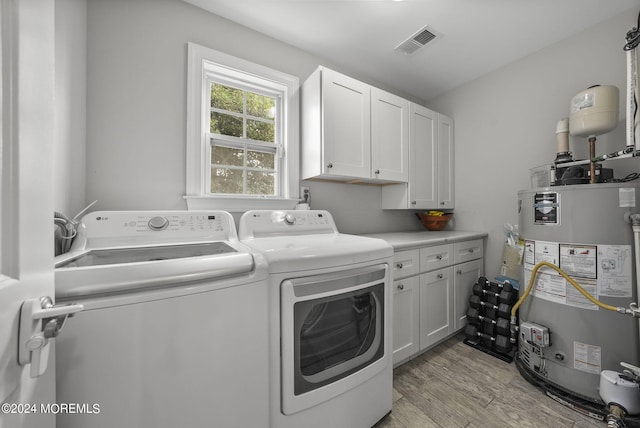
(419, 267, 453, 350)
(1, 1, 57, 427)
(371, 88, 408, 182)
(392, 276, 419, 365)
(437, 114, 454, 209)
(453, 259, 484, 331)
(322, 68, 371, 179)
(410, 104, 437, 208)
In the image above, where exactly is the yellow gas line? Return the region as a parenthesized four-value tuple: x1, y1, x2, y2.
(511, 261, 619, 318)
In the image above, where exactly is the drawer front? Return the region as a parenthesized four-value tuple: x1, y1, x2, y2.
(393, 249, 420, 279)
(453, 239, 484, 264)
(420, 244, 453, 271)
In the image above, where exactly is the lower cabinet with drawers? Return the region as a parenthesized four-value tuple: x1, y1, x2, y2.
(391, 238, 484, 366)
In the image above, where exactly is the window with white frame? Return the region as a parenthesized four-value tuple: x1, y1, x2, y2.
(186, 42, 299, 209)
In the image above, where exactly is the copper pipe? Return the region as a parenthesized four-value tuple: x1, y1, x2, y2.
(589, 137, 597, 183)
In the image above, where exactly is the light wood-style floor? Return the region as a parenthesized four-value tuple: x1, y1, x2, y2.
(375, 333, 605, 428)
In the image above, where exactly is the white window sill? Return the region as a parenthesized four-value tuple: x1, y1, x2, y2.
(184, 196, 300, 213)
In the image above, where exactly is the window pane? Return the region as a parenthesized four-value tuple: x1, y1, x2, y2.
(247, 150, 274, 169)
(211, 112, 243, 137)
(247, 119, 274, 143)
(247, 171, 275, 195)
(211, 83, 243, 113)
(211, 168, 243, 194)
(247, 92, 275, 120)
(212, 146, 244, 167)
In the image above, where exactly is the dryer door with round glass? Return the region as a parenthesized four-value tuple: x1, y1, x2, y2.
(280, 264, 389, 415)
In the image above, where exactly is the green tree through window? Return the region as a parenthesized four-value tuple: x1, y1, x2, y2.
(209, 83, 278, 195)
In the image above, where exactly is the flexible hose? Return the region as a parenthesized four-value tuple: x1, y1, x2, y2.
(54, 211, 77, 255)
(511, 261, 619, 318)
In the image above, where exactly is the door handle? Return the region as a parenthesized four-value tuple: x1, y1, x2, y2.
(19, 296, 83, 378)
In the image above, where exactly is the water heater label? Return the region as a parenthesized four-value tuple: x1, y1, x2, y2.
(524, 240, 633, 307)
(597, 245, 633, 298)
(573, 341, 601, 375)
(559, 244, 597, 279)
(533, 192, 559, 225)
(619, 187, 636, 207)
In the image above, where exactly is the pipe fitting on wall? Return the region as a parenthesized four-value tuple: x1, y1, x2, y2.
(510, 315, 518, 344)
(630, 214, 640, 227)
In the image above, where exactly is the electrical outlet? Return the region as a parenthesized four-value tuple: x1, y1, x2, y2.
(300, 186, 310, 203)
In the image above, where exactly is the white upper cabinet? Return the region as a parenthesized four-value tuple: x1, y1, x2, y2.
(301, 66, 408, 183)
(410, 104, 438, 207)
(437, 114, 454, 209)
(371, 88, 409, 182)
(382, 104, 454, 209)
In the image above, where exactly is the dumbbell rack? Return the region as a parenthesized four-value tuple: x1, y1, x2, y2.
(463, 277, 517, 363)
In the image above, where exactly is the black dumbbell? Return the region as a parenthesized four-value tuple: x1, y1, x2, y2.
(473, 282, 517, 305)
(464, 324, 494, 348)
(466, 308, 510, 336)
(466, 307, 496, 334)
(468, 295, 512, 319)
(477, 276, 515, 294)
(464, 324, 512, 354)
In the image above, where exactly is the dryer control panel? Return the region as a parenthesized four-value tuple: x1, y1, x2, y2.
(239, 210, 338, 239)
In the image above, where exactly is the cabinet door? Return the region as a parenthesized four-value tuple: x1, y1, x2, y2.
(453, 259, 484, 331)
(392, 276, 420, 365)
(371, 88, 409, 182)
(420, 267, 453, 350)
(410, 104, 437, 209)
(322, 68, 371, 179)
(437, 114, 454, 209)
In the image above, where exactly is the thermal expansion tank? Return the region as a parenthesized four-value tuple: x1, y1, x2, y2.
(518, 182, 640, 403)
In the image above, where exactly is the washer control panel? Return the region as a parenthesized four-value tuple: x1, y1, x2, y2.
(76, 211, 237, 244)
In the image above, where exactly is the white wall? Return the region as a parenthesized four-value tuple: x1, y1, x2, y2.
(54, 0, 87, 217)
(428, 9, 639, 279)
(82, 0, 640, 245)
(84, 0, 422, 233)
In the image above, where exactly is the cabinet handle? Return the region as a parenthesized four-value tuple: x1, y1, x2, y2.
(440, 201, 445, 206)
(396, 262, 403, 269)
(456, 270, 462, 275)
(411, 201, 417, 205)
(327, 163, 333, 169)
(437, 273, 443, 279)
(397, 283, 404, 290)
(436, 255, 442, 260)
(468, 249, 474, 253)
(374, 169, 380, 175)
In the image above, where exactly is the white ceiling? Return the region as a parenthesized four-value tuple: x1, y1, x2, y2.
(185, 0, 640, 101)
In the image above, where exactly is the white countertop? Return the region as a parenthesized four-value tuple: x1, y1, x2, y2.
(359, 230, 488, 251)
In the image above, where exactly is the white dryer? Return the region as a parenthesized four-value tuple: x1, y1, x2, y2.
(55, 211, 269, 428)
(239, 210, 394, 428)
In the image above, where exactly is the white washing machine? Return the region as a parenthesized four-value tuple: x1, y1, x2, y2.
(238, 210, 394, 428)
(54, 211, 269, 428)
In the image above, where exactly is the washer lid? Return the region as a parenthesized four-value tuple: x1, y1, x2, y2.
(58, 242, 237, 268)
(55, 246, 256, 299)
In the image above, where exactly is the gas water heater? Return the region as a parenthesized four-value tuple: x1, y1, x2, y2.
(517, 183, 640, 415)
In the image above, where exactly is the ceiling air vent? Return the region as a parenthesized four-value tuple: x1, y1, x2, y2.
(394, 25, 438, 56)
